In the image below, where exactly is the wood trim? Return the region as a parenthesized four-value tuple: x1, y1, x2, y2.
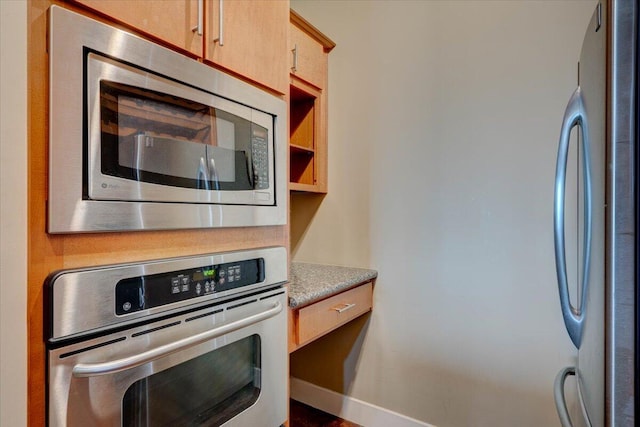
(288, 300, 299, 353)
(290, 9, 336, 52)
(290, 74, 322, 100)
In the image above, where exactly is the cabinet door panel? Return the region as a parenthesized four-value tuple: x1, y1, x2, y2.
(289, 23, 327, 89)
(205, 0, 288, 94)
(72, 0, 203, 56)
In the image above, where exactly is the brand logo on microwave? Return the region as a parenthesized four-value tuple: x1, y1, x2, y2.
(101, 182, 120, 190)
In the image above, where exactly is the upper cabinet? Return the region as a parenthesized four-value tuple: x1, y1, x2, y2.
(289, 14, 330, 90)
(204, 0, 289, 95)
(71, 0, 203, 56)
(70, 0, 288, 95)
(288, 10, 335, 193)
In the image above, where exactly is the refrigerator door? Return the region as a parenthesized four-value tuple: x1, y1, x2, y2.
(553, 2, 606, 426)
(577, 1, 606, 426)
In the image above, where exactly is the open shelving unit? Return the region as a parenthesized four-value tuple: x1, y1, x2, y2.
(288, 10, 335, 194)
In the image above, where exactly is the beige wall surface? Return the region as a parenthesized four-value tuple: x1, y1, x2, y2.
(0, 0, 28, 425)
(290, 1, 596, 426)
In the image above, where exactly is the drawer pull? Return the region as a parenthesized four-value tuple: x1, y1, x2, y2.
(332, 303, 356, 313)
(191, 0, 203, 36)
(213, 0, 224, 46)
(291, 44, 298, 72)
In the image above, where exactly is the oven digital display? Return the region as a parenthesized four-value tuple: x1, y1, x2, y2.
(115, 258, 264, 315)
(192, 268, 215, 282)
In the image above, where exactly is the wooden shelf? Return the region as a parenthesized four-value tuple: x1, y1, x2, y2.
(289, 82, 320, 188)
(289, 182, 326, 193)
(290, 143, 315, 155)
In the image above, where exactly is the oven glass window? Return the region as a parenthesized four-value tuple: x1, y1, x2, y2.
(99, 81, 268, 191)
(122, 335, 261, 426)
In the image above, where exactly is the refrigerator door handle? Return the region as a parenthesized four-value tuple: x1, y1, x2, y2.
(554, 366, 577, 427)
(554, 86, 592, 349)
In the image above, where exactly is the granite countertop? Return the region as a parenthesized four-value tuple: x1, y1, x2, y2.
(288, 262, 378, 308)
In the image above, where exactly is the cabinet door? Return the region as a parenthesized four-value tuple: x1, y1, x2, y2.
(289, 23, 327, 90)
(204, 0, 288, 94)
(72, 0, 203, 57)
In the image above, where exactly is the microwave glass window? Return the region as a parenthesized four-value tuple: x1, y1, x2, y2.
(122, 334, 261, 426)
(99, 81, 268, 192)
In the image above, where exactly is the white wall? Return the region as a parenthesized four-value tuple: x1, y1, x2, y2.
(290, 1, 595, 426)
(0, 0, 28, 425)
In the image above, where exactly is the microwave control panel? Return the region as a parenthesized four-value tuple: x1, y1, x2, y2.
(251, 124, 270, 190)
(115, 258, 265, 315)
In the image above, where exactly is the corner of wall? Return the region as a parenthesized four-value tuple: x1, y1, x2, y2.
(0, 1, 29, 426)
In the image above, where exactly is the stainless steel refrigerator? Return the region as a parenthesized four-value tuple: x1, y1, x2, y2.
(553, 1, 636, 426)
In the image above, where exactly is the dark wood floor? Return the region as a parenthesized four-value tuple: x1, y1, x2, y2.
(289, 400, 362, 427)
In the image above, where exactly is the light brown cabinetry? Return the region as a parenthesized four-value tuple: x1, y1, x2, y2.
(72, 0, 203, 55)
(289, 282, 373, 353)
(70, 0, 288, 94)
(205, 0, 288, 95)
(289, 10, 335, 193)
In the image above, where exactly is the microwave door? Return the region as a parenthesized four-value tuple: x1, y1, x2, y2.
(86, 53, 270, 206)
(207, 146, 235, 187)
(122, 134, 213, 200)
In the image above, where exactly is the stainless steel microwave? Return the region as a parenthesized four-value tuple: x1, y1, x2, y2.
(48, 6, 287, 233)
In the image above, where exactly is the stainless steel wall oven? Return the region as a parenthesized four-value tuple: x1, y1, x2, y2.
(48, 6, 287, 233)
(46, 247, 288, 426)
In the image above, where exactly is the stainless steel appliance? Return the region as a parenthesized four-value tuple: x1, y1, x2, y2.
(48, 6, 287, 233)
(553, 1, 636, 425)
(46, 247, 287, 426)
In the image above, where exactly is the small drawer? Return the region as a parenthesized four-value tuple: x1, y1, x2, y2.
(296, 282, 373, 346)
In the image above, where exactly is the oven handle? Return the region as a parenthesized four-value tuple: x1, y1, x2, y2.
(72, 300, 282, 378)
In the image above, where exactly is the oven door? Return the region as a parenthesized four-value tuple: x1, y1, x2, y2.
(48, 290, 287, 427)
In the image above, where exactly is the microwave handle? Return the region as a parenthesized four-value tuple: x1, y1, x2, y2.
(208, 157, 220, 191)
(72, 300, 282, 378)
(197, 156, 211, 190)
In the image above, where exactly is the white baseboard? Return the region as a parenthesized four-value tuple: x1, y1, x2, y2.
(290, 377, 436, 427)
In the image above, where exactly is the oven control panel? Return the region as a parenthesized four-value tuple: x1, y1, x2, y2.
(115, 258, 265, 315)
